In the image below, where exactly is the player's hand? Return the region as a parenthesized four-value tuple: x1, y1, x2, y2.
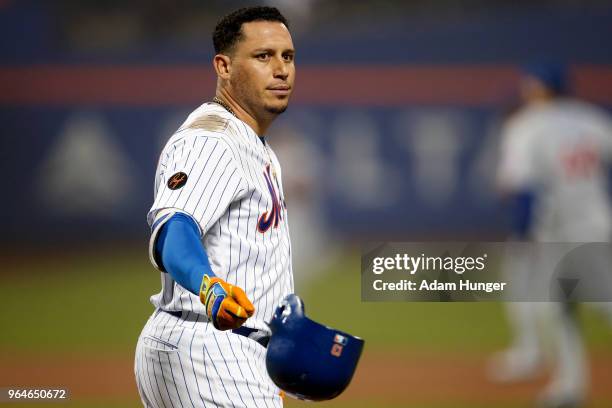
(200, 275, 255, 330)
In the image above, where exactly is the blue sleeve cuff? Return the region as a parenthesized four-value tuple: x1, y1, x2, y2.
(154, 213, 215, 295)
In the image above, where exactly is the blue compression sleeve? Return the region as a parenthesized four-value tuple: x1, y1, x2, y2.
(509, 191, 535, 239)
(155, 213, 215, 296)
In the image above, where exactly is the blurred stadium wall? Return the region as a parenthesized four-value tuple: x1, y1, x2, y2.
(1, 0, 611, 246)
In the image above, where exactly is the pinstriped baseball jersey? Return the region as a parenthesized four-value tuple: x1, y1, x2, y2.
(147, 102, 294, 332)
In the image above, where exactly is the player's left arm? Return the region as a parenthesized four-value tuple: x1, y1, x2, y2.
(596, 110, 612, 199)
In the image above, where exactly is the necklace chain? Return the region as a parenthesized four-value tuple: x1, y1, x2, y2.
(212, 96, 276, 178)
(212, 96, 236, 117)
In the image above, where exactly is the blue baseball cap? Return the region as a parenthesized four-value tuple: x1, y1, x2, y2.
(522, 61, 569, 94)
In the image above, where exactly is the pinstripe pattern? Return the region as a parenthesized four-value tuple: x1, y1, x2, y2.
(146, 103, 293, 331)
(137, 103, 293, 407)
(136, 310, 283, 408)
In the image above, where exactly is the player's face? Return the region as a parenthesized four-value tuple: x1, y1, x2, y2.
(230, 21, 295, 116)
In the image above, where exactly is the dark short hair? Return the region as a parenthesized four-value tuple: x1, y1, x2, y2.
(213, 6, 289, 54)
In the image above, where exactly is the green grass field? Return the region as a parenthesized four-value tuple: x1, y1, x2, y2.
(1, 245, 611, 407)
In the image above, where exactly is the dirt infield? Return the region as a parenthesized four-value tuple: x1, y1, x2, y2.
(347, 351, 612, 406)
(1, 350, 611, 406)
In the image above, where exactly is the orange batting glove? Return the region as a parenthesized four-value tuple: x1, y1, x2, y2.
(200, 275, 255, 330)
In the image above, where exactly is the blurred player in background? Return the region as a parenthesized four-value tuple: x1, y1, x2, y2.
(268, 125, 334, 289)
(492, 63, 612, 408)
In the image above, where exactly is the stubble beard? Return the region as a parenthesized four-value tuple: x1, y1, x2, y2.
(231, 81, 290, 122)
(265, 102, 288, 115)
(231, 70, 290, 118)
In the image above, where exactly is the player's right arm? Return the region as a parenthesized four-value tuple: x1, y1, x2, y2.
(148, 130, 253, 330)
(154, 213, 254, 330)
(497, 115, 539, 239)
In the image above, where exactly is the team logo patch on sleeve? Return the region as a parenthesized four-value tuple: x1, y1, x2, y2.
(167, 172, 188, 190)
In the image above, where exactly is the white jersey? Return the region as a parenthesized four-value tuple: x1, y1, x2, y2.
(498, 98, 612, 241)
(147, 102, 294, 332)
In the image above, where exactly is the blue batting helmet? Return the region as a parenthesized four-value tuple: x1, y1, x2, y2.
(265, 294, 365, 401)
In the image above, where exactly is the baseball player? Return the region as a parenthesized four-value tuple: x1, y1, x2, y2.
(134, 6, 295, 407)
(493, 63, 612, 408)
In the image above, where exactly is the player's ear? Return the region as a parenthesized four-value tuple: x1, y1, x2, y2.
(214, 54, 232, 80)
